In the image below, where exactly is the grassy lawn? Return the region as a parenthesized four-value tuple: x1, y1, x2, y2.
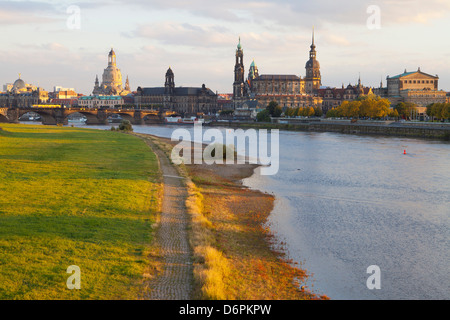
(0, 124, 160, 299)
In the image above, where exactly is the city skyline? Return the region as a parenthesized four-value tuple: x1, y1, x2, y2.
(1, 0, 450, 95)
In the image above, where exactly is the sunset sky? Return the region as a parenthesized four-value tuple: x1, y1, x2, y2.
(1, 0, 450, 95)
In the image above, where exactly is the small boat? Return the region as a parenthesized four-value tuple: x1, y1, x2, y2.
(164, 116, 205, 124)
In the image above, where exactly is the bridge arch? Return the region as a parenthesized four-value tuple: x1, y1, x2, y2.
(0, 114, 8, 123)
(110, 112, 134, 122)
(0, 108, 8, 123)
(19, 109, 57, 125)
(66, 111, 99, 124)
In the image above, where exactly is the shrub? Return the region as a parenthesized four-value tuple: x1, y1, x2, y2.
(118, 120, 133, 132)
(207, 143, 236, 161)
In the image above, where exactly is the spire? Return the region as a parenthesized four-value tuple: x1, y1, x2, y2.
(237, 36, 242, 50)
(310, 27, 316, 50)
(309, 27, 317, 60)
(125, 75, 130, 91)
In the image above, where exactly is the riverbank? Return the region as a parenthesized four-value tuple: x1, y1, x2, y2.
(0, 124, 161, 299)
(139, 133, 328, 300)
(210, 121, 450, 141)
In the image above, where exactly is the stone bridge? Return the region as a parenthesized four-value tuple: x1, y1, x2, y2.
(0, 107, 167, 125)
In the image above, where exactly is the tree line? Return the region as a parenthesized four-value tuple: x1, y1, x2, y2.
(325, 95, 393, 119)
(256, 101, 322, 122)
(426, 103, 450, 121)
(255, 97, 450, 122)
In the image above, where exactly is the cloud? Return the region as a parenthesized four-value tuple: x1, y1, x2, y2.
(113, 0, 450, 28)
(134, 22, 235, 48)
(0, 0, 61, 25)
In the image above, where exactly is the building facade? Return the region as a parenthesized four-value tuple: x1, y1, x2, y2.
(374, 68, 446, 107)
(77, 95, 124, 108)
(93, 48, 131, 96)
(135, 68, 219, 116)
(232, 30, 322, 110)
(0, 75, 49, 107)
(319, 78, 373, 112)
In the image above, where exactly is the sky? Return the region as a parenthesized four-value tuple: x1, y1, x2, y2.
(1, 0, 450, 95)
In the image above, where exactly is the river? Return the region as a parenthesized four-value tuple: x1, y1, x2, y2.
(69, 122, 450, 299)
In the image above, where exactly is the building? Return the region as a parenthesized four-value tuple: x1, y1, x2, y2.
(3, 74, 37, 94)
(50, 98, 78, 107)
(54, 86, 75, 92)
(304, 30, 322, 94)
(135, 67, 219, 116)
(54, 90, 78, 99)
(0, 75, 48, 107)
(218, 93, 233, 111)
(232, 30, 323, 111)
(92, 48, 131, 96)
(77, 95, 124, 108)
(319, 77, 373, 112)
(375, 68, 446, 107)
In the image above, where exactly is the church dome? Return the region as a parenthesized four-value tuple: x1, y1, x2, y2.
(166, 67, 174, 76)
(13, 78, 26, 90)
(306, 59, 320, 69)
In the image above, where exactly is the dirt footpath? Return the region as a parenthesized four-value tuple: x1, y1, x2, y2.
(139, 134, 193, 300)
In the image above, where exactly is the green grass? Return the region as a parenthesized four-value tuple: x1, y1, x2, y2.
(0, 124, 161, 299)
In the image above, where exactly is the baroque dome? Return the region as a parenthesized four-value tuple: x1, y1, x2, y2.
(13, 78, 26, 90)
(306, 59, 320, 69)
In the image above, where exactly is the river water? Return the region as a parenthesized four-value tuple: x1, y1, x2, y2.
(69, 123, 450, 299)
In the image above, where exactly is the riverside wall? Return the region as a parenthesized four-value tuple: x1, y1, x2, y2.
(210, 120, 450, 141)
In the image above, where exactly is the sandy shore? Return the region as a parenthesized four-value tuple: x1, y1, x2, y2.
(140, 133, 327, 300)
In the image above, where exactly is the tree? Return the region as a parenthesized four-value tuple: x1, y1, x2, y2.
(389, 108, 399, 119)
(394, 102, 417, 119)
(266, 101, 278, 116)
(284, 107, 296, 117)
(118, 119, 133, 132)
(326, 108, 338, 118)
(219, 110, 234, 116)
(266, 101, 282, 117)
(256, 109, 271, 122)
(374, 99, 390, 118)
(427, 103, 450, 121)
(314, 106, 323, 117)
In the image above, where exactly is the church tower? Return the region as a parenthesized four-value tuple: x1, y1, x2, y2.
(305, 28, 321, 94)
(108, 48, 117, 66)
(125, 75, 130, 91)
(93, 75, 100, 94)
(165, 67, 175, 95)
(233, 37, 246, 108)
(248, 60, 259, 81)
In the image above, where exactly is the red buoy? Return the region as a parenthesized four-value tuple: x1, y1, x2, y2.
(404, 150, 406, 155)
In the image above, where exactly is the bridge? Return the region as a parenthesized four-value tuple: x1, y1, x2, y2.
(0, 107, 172, 125)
